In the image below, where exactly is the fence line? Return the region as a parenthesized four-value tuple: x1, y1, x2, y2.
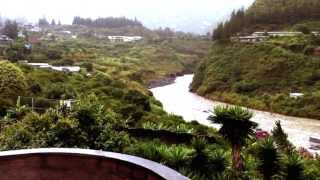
(15, 96, 78, 112)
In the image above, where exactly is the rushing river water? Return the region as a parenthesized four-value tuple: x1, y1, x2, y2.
(150, 74, 320, 153)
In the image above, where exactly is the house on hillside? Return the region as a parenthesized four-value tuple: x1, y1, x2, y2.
(25, 61, 81, 73)
(253, 31, 320, 37)
(290, 93, 304, 99)
(232, 35, 267, 43)
(253, 31, 303, 37)
(0, 35, 13, 45)
(108, 36, 143, 43)
(233, 31, 320, 43)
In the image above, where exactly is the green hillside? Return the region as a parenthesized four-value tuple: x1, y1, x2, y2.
(212, 0, 320, 40)
(194, 0, 320, 119)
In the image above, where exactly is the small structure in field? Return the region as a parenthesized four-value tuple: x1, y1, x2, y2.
(253, 31, 303, 37)
(24, 61, 81, 73)
(0, 35, 13, 44)
(233, 31, 320, 43)
(290, 93, 304, 99)
(233, 35, 267, 43)
(108, 36, 143, 43)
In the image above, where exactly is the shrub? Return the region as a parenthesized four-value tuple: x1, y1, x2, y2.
(233, 80, 259, 93)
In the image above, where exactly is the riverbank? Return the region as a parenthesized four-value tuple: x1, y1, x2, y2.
(150, 74, 320, 153)
(148, 71, 188, 89)
(193, 91, 320, 121)
(191, 41, 320, 120)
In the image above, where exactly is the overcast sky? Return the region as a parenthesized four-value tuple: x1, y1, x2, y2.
(1, 0, 254, 33)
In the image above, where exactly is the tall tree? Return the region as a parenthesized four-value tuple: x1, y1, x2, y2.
(208, 106, 257, 172)
(51, 19, 56, 26)
(0, 61, 26, 105)
(0, 16, 3, 27)
(38, 18, 49, 27)
(271, 121, 293, 151)
(3, 20, 18, 40)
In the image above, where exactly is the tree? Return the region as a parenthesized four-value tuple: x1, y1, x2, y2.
(212, 23, 224, 40)
(0, 61, 26, 109)
(51, 19, 56, 26)
(295, 25, 310, 34)
(3, 20, 18, 40)
(5, 41, 28, 61)
(38, 18, 49, 27)
(0, 16, 3, 27)
(256, 138, 280, 180)
(208, 106, 257, 172)
(271, 121, 293, 151)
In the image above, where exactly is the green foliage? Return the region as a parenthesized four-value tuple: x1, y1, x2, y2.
(209, 106, 256, 147)
(295, 25, 311, 34)
(208, 106, 257, 173)
(3, 20, 18, 40)
(282, 152, 305, 180)
(191, 138, 229, 178)
(212, 0, 320, 40)
(192, 40, 320, 119)
(271, 121, 293, 152)
(256, 138, 280, 180)
(5, 42, 29, 61)
(142, 121, 194, 133)
(234, 80, 259, 93)
(0, 61, 26, 104)
(125, 140, 194, 170)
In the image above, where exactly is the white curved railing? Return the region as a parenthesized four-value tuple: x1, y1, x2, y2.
(0, 148, 189, 180)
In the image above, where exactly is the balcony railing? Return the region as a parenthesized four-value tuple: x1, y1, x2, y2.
(0, 148, 189, 180)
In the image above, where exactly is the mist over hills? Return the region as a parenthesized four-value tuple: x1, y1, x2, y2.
(0, 0, 254, 34)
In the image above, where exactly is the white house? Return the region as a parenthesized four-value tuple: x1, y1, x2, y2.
(237, 36, 267, 43)
(253, 31, 319, 37)
(26, 62, 80, 73)
(289, 93, 304, 99)
(0, 35, 13, 44)
(108, 36, 143, 43)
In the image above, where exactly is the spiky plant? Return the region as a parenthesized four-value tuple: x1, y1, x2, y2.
(282, 152, 304, 180)
(208, 106, 257, 172)
(161, 145, 194, 170)
(256, 137, 280, 180)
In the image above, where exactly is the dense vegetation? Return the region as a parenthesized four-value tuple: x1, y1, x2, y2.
(194, 0, 320, 119)
(0, 8, 319, 179)
(0, 67, 319, 179)
(72, 16, 143, 28)
(212, 0, 320, 40)
(192, 34, 320, 119)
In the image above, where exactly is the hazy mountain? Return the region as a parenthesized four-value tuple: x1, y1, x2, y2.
(0, 0, 254, 34)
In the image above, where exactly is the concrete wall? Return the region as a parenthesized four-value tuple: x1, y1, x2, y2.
(0, 149, 189, 180)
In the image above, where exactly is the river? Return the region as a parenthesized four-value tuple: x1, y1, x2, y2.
(150, 74, 320, 153)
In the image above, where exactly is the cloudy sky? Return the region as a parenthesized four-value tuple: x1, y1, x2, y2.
(1, 0, 254, 34)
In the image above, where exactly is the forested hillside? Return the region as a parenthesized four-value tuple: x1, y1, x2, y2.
(193, 0, 320, 119)
(212, 0, 320, 40)
(72, 16, 143, 28)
